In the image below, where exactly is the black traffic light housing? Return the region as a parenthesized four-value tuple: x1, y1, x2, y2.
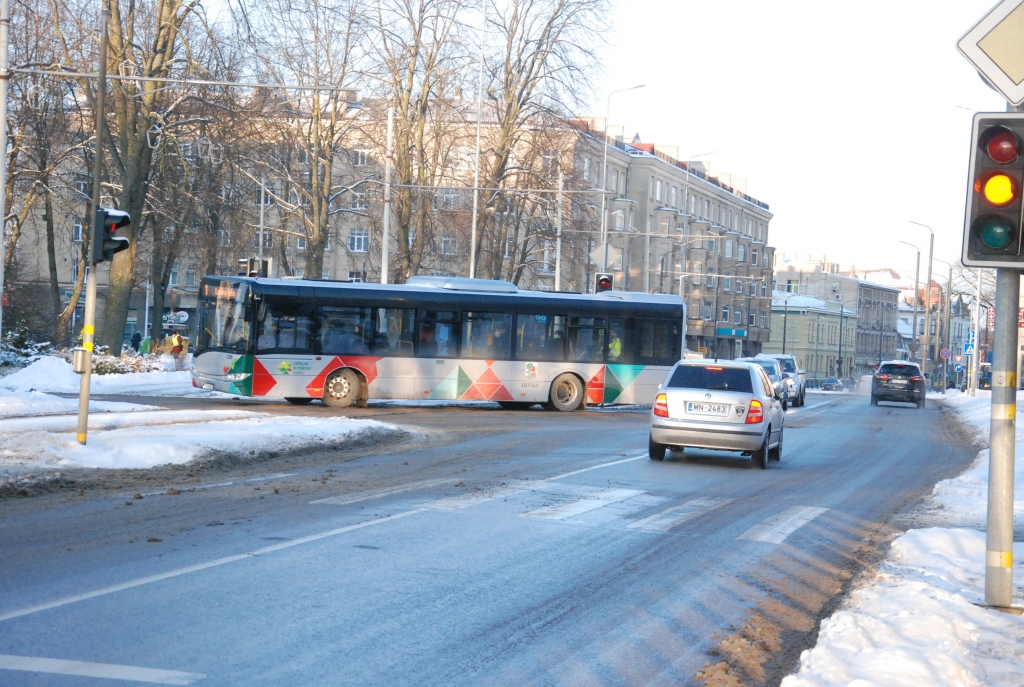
(238, 258, 270, 278)
(963, 113, 1024, 267)
(92, 207, 131, 265)
(594, 272, 614, 293)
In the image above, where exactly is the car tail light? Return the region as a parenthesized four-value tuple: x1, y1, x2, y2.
(875, 373, 890, 381)
(654, 393, 669, 418)
(910, 375, 924, 381)
(745, 399, 764, 424)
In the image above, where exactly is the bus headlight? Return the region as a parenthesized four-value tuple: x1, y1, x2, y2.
(224, 372, 251, 381)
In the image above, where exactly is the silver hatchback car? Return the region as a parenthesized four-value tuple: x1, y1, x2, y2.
(649, 360, 786, 469)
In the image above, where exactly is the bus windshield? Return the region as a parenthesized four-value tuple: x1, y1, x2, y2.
(198, 281, 252, 353)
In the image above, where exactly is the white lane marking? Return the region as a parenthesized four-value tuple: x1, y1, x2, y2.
(626, 497, 734, 533)
(140, 473, 295, 497)
(738, 506, 829, 544)
(786, 397, 846, 417)
(422, 481, 548, 510)
(521, 488, 645, 520)
(545, 453, 647, 481)
(0, 654, 205, 685)
(0, 510, 425, 624)
(311, 478, 450, 505)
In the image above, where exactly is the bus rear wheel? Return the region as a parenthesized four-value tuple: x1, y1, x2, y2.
(545, 373, 584, 412)
(323, 368, 361, 408)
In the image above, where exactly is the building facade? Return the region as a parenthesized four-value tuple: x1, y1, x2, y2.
(761, 292, 858, 382)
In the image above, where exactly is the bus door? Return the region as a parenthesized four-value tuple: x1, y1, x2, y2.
(416, 310, 462, 399)
(253, 296, 316, 397)
(368, 307, 417, 399)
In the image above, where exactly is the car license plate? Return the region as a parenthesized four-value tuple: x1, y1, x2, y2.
(687, 402, 729, 416)
(202, 382, 214, 390)
(893, 379, 907, 385)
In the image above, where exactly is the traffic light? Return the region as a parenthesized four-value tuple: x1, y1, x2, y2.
(237, 258, 270, 278)
(594, 273, 614, 293)
(963, 112, 1024, 267)
(92, 208, 130, 265)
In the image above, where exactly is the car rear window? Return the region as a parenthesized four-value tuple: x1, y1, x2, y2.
(667, 365, 753, 392)
(879, 364, 918, 376)
(776, 358, 796, 373)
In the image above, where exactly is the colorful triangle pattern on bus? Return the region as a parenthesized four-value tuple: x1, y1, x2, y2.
(459, 364, 515, 401)
(586, 367, 605, 404)
(586, 364, 646, 404)
(252, 357, 277, 396)
(428, 366, 474, 400)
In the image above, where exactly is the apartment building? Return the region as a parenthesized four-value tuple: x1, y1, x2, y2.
(575, 123, 776, 358)
(761, 292, 858, 382)
(773, 256, 899, 375)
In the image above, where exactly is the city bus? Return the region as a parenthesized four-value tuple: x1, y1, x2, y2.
(192, 275, 685, 411)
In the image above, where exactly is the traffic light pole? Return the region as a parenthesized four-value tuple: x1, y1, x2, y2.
(986, 267, 1018, 607)
(75, 8, 108, 445)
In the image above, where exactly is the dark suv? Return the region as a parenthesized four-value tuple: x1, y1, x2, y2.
(871, 361, 926, 409)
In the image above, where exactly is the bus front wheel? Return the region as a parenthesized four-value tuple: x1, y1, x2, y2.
(324, 368, 361, 408)
(545, 373, 584, 412)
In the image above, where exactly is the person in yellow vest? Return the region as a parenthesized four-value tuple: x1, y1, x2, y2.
(608, 329, 622, 361)
(169, 331, 184, 357)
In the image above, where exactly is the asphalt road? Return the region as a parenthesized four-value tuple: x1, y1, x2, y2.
(0, 392, 979, 686)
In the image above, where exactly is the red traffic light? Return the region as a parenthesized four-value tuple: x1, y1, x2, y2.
(598, 277, 611, 289)
(987, 130, 1019, 164)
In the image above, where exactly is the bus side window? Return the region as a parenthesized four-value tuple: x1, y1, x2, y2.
(256, 299, 314, 352)
(462, 312, 512, 360)
(568, 317, 606, 363)
(374, 308, 415, 356)
(636, 319, 681, 366)
(417, 311, 460, 358)
(318, 306, 372, 355)
(607, 318, 634, 364)
(515, 314, 566, 362)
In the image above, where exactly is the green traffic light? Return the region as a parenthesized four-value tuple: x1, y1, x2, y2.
(980, 218, 1013, 249)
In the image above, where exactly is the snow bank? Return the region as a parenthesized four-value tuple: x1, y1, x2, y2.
(784, 390, 1024, 685)
(1, 356, 194, 396)
(0, 414, 393, 469)
(0, 387, 155, 417)
(782, 529, 1024, 687)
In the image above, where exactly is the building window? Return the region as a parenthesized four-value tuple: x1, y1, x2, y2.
(255, 183, 275, 205)
(723, 276, 731, 291)
(761, 281, 768, 297)
(786, 280, 799, 294)
(706, 268, 715, 287)
(749, 310, 756, 326)
(348, 270, 365, 283)
(725, 240, 734, 258)
(350, 193, 368, 210)
(582, 157, 591, 182)
(735, 279, 742, 293)
(185, 268, 196, 288)
(692, 262, 702, 284)
(722, 305, 729, 322)
(738, 244, 746, 261)
(734, 308, 742, 325)
(72, 220, 83, 242)
(701, 301, 712, 319)
(763, 252, 769, 268)
(296, 235, 306, 250)
(656, 179, 662, 202)
(748, 281, 756, 296)
(74, 175, 91, 198)
(353, 149, 369, 166)
(613, 211, 625, 231)
(325, 233, 333, 251)
(611, 168, 618, 192)
(708, 237, 716, 253)
(751, 248, 759, 265)
(671, 186, 677, 207)
(349, 228, 369, 253)
(690, 195, 696, 215)
(441, 235, 457, 255)
(169, 263, 179, 287)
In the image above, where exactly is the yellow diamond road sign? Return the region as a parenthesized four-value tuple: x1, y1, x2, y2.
(959, 0, 1024, 105)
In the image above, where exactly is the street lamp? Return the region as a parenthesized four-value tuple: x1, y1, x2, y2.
(599, 84, 645, 271)
(909, 221, 935, 375)
(898, 239, 922, 364)
(933, 257, 955, 392)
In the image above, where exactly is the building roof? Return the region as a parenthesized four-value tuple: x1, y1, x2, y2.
(771, 291, 858, 316)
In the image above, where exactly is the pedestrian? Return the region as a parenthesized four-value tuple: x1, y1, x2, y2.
(170, 330, 184, 359)
(130, 330, 142, 352)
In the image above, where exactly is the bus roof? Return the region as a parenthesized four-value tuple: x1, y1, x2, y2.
(201, 275, 684, 317)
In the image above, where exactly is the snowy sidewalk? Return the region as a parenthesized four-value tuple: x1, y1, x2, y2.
(782, 391, 1024, 686)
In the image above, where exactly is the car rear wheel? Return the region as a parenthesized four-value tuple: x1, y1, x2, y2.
(323, 368, 361, 408)
(918, 398, 926, 410)
(546, 373, 584, 412)
(870, 395, 878, 406)
(752, 431, 768, 469)
(770, 428, 783, 461)
(649, 435, 666, 461)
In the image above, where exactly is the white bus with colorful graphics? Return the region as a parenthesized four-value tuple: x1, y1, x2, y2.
(192, 275, 685, 411)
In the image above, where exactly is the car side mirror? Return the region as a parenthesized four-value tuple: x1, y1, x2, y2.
(781, 391, 789, 400)
(798, 369, 806, 375)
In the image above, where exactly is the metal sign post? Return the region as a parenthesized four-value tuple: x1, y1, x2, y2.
(75, 8, 109, 445)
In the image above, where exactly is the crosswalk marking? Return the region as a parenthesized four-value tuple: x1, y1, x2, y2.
(311, 478, 450, 506)
(738, 506, 829, 544)
(521, 488, 645, 520)
(626, 497, 734, 533)
(422, 480, 549, 511)
(0, 654, 205, 685)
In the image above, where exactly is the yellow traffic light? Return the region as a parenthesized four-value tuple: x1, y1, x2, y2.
(980, 173, 1016, 206)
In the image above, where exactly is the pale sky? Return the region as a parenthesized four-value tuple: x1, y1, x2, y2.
(591, 0, 1008, 274)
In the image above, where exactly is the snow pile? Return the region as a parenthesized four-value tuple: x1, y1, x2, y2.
(782, 529, 1024, 687)
(783, 390, 1024, 685)
(0, 387, 155, 418)
(1, 356, 194, 396)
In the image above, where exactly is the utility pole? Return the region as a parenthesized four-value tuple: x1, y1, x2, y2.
(75, 7, 109, 445)
(0, 0, 9, 346)
(381, 106, 393, 284)
(971, 269, 982, 396)
(781, 299, 788, 355)
(838, 303, 845, 379)
(468, 2, 485, 279)
(554, 172, 563, 291)
(258, 176, 265, 269)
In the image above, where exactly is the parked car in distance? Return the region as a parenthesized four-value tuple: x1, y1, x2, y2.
(650, 360, 785, 469)
(737, 357, 788, 410)
(820, 378, 843, 391)
(871, 361, 926, 409)
(757, 353, 806, 407)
